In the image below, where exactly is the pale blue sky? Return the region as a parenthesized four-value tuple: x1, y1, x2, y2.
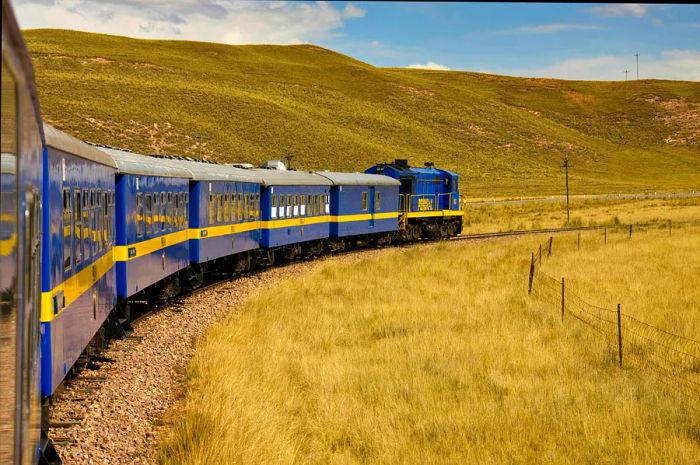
(16, 1, 700, 80)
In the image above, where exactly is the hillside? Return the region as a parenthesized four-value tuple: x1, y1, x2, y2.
(25, 29, 700, 196)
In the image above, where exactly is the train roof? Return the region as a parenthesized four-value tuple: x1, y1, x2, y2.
(152, 157, 262, 183)
(43, 124, 117, 168)
(315, 171, 400, 187)
(99, 147, 192, 178)
(247, 168, 333, 187)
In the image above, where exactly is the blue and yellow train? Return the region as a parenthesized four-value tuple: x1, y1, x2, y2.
(0, 2, 463, 464)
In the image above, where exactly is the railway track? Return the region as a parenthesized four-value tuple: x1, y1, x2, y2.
(451, 225, 606, 241)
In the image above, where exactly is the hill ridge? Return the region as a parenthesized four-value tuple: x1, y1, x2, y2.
(25, 28, 700, 195)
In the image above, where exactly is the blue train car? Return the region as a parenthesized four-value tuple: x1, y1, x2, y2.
(365, 159, 463, 239)
(156, 158, 262, 275)
(39, 125, 117, 398)
(1, 1, 48, 462)
(315, 171, 400, 246)
(100, 148, 191, 306)
(250, 166, 332, 260)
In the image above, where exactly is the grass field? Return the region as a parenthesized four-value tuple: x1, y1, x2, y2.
(25, 29, 700, 196)
(157, 225, 700, 465)
(461, 196, 700, 234)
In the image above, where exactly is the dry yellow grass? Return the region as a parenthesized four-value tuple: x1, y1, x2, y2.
(462, 197, 700, 234)
(158, 225, 700, 465)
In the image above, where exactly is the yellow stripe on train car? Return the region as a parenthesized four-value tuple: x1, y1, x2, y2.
(0, 233, 17, 256)
(405, 210, 464, 219)
(112, 229, 189, 262)
(40, 251, 114, 323)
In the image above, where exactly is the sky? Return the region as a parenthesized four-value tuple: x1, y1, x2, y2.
(14, 1, 700, 81)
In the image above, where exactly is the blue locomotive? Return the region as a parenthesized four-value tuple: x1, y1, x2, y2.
(0, 2, 464, 463)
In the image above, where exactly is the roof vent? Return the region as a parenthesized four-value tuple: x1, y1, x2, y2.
(424, 161, 434, 167)
(227, 163, 254, 169)
(394, 159, 409, 168)
(265, 159, 287, 170)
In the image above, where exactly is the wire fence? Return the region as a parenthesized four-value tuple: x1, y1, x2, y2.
(527, 222, 700, 410)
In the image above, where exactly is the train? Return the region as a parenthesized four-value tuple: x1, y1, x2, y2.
(0, 2, 463, 464)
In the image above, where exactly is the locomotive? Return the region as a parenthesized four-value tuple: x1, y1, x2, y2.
(0, 2, 463, 463)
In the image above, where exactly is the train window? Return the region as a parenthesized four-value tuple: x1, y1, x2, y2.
(74, 188, 82, 264)
(255, 194, 260, 219)
(107, 191, 114, 245)
(271, 194, 277, 219)
(208, 194, 215, 225)
(96, 190, 103, 251)
(136, 192, 143, 238)
(153, 193, 160, 233)
(173, 193, 180, 228)
(243, 195, 248, 220)
(145, 193, 152, 235)
(223, 193, 230, 222)
(248, 194, 254, 219)
(286, 194, 291, 217)
(326, 194, 330, 213)
(164, 192, 169, 230)
(158, 193, 164, 230)
(216, 193, 222, 223)
(375, 192, 381, 211)
(362, 192, 369, 211)
(83, 188, 90, 259)
(226, 192, 236, 223)
(63, 188, 72, 270)
(237, 193, 242, 221)
(103, 191, 108, 247)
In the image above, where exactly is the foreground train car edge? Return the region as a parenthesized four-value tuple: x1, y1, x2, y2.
(1, 1, 45, 463)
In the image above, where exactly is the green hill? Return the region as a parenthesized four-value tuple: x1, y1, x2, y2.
(25, 29, 700, 196)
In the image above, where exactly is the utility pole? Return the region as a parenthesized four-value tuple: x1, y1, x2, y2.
(634, 53, 639, 80)
(561, 157, 573, 223)
(624, 70, 629, 81)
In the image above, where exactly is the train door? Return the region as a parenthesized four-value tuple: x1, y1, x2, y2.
(399, 178, 413, 212)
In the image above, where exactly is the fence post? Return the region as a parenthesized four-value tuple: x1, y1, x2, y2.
(629, 224, 632, 240)
(604, 227, 607, 245)
(538, 243, 542, 265)
(528, 252, 535, 295)
(669, 219, 672, 236)
(577, 232, 580, 251)
(617, 304, 623, 368)
(548, 236, 553, 256)
(561, 277, 565, 321)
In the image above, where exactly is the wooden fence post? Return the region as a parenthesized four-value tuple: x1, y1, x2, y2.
(528, 252, 535, 295)
(629, 224, 632, 240)
(538, 243, 542, 265)
(561, 277, 565, 321)
(548, 236, 553, 256)
(669, 220, 672, 236)
(577, 232, 580, 251)
(604, 227, 607, 245)
(617, 304, 623, 368)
